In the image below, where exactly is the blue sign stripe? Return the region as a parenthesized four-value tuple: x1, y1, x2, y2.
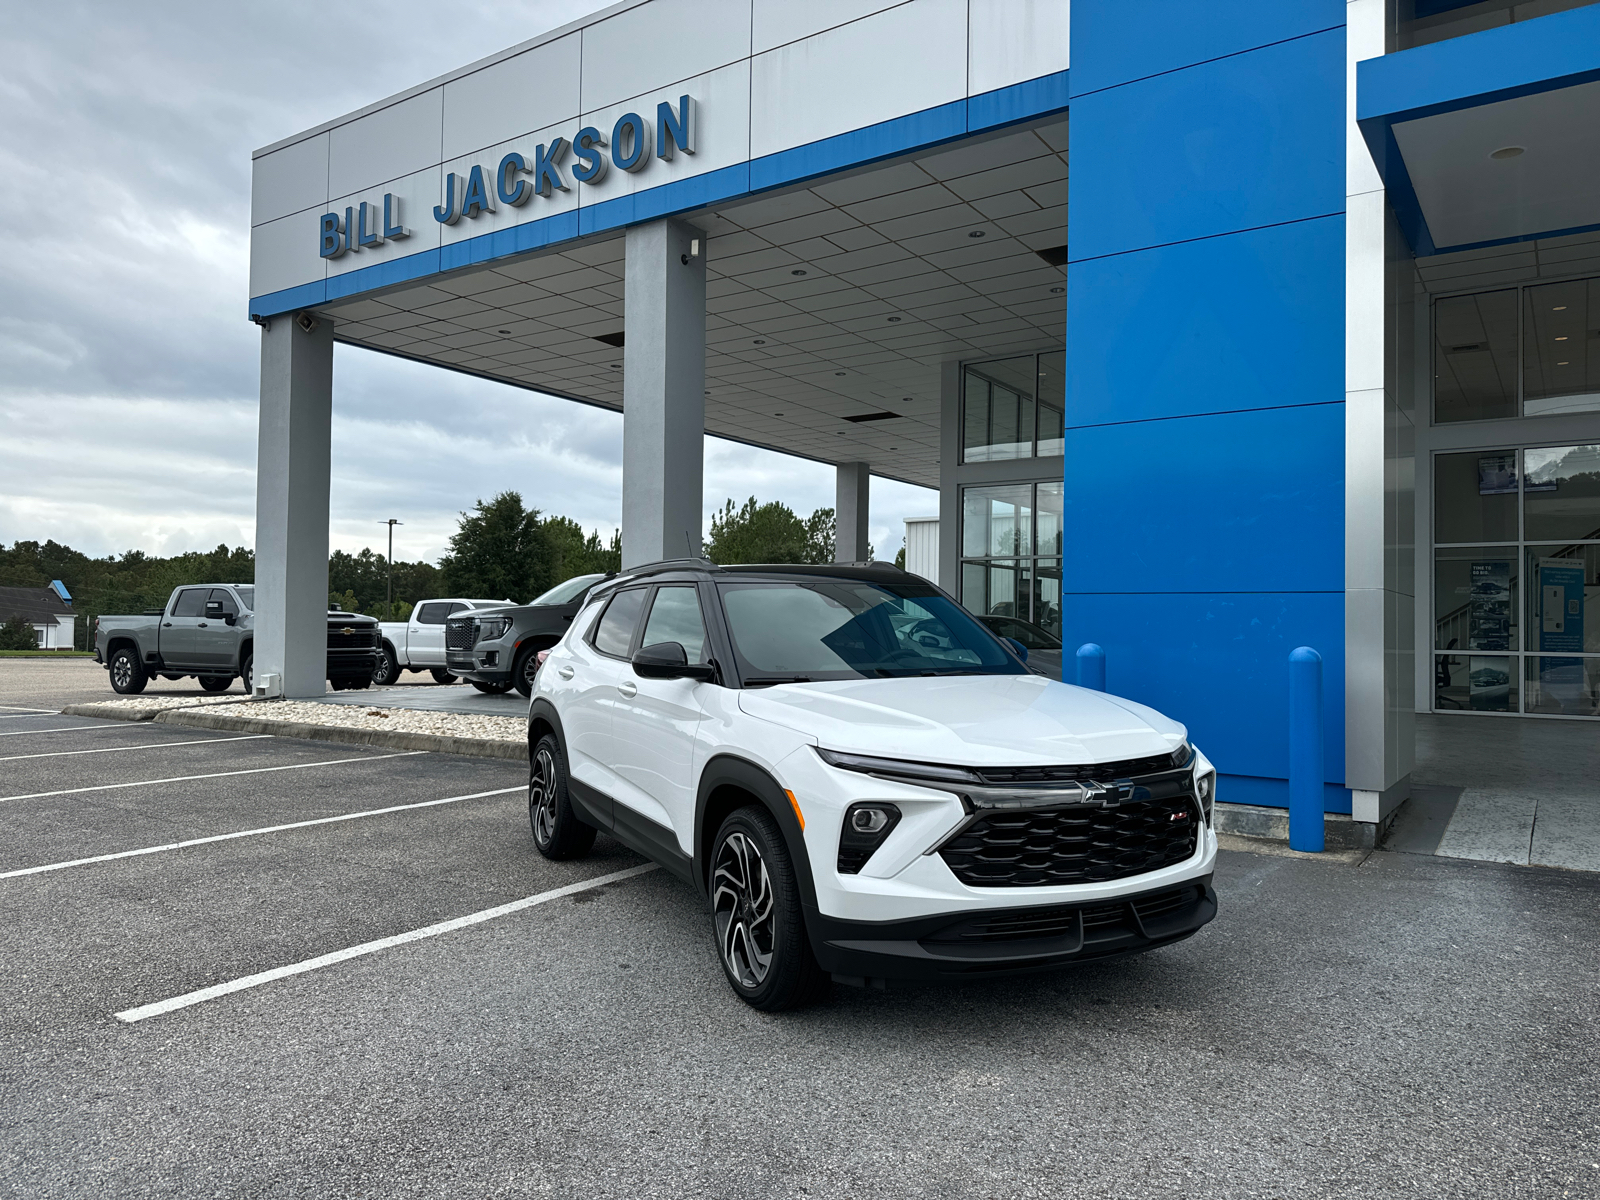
(248, 69, 1071, 318)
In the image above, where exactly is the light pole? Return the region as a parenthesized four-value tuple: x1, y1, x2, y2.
(381, 519, 402, 620)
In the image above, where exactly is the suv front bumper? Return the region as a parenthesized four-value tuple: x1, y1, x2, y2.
(446, 649, 510, 683)
(808, 875, 1216, 983)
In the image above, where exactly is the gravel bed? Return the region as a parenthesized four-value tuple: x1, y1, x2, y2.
(70, 694, 257, 713)
(257, 699, 524, 743)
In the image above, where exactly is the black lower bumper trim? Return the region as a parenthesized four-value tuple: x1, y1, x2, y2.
(807, 876, 1216, 981)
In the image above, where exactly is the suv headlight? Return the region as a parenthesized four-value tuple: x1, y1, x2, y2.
(1194, 767, 1216, 824)
(476, 617, 511, 642)
(1170, 741, 1192, 770)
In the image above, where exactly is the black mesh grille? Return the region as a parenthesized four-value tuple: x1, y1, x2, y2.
(938, 795, 1199, 887)
(445, 621, 476, 651)
(326, 623, 376, 649)
(926, 883, 1207, 943)
(974, 754, 1177, 785)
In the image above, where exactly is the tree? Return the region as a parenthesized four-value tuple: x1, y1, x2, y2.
(704, 499, 866, 565)
(0, 616, 37, 651)
(438, 491, 550, 602)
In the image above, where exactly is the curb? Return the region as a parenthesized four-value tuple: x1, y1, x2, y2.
(60, 702, 525, 762)
(1214, 801, 1391, 852)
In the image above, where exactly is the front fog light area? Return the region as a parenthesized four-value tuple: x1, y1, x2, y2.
(837, 803, 901, 874)
(1195, 769, 1216, 824)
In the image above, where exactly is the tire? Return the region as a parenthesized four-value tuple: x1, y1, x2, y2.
(528, 734, 596, 860)
(241, 654, 253, 694)
(109, 647, 147, 695)
(199, 676, 233, 693)
(472, 680, 514, 694)
(373, 645, 402, 686)
(710, 807, 829, 1011)
(512, 647, 541, 699)
(430, 668, 455, 685)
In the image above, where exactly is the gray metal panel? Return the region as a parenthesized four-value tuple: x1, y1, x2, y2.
(329, 88, 444, 199)
(441, 33, 582, 159)
(835, 462, 871, 561)
(251, 132, 329, 227)
(967, 0, 1071, 96)
(580, 0, 752, 113)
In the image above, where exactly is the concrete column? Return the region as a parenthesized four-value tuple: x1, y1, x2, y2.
(254, 313, 333, 698)
(937, 358, 962, 593)
(834, 462, 871, 562)
(622, 218, 705, 568)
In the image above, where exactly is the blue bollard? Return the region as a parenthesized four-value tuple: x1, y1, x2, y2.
(1076, 643, 1105, 692)
(1288, 646, 1324, 853)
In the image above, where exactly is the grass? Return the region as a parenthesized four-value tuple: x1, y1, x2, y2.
(0, 650, 97, 658)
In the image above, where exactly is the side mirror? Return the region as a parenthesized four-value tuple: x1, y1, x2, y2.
(633, 641, 715, 682)
(204, 601, 224, 617)
(1004, 636, 1029, 663)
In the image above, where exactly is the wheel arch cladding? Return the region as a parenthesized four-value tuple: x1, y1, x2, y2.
(695, 755, 817, 910)
(527, 697, 564, 754)
(106, 636, 140, 660)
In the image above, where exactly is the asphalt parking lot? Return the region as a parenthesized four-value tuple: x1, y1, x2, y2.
(1, 708, 1596, 1199)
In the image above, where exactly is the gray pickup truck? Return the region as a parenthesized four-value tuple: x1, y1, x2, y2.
(93, 583, 379, 695)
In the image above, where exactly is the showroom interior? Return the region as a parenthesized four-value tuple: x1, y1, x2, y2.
(247, 0, 1600, 839)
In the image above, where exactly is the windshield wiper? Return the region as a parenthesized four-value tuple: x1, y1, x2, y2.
(743, 674, 814, 687)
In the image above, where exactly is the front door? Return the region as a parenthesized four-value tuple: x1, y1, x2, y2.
(563, 587, 648, 803)
(608, 584, 711, 857)
(161, 588, 211, 669)
(409, 601, 455, 666)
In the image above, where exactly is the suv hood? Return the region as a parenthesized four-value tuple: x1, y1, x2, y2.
(737, 675, 1185, 766)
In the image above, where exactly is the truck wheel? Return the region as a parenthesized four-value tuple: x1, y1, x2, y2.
(109, 647, 147, 695)
(430, 668, 455, 685)
(373, 645, 402, 686)
(199, 676, 233, 693)
(242, 654, 253, 694)
(512, 647, 541, 698)
(529, 734, 595, 860)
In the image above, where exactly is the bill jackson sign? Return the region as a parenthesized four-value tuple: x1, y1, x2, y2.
(318, 95, 697, 259)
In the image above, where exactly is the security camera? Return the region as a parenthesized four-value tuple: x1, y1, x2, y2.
(295, 311, 320, 334)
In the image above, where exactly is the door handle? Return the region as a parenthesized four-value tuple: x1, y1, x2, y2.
(557, 665, 575, 680)
(163, 622, 172, 627)
(618, 681, 638, 698)
(198, 622, 208, 628)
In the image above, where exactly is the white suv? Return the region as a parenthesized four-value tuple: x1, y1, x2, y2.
(527, 560, 1218, 1010)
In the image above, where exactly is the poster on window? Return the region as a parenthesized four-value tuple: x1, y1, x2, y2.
(1468, 656, 1513, 711)
(1468, 560, 1511, 650)
(1536, 558, 1586, 710)
(1477, 453, 1518, 496)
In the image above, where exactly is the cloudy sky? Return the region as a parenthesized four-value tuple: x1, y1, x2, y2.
(0, 2, 934, 567)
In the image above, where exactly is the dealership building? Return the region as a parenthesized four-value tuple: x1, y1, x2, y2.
(248, 0, 1600, 832)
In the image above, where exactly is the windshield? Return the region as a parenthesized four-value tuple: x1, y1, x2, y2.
(718, 579, 1025, 682)
(530, 573, 606, 606)
(233, 586, 255, 611)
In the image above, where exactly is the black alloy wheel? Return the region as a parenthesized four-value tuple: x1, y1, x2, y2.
(109, 647, 147, 695)
(198, 676, 232, 693)
(472, 680, 514, 694)
(241, 654, 253, 694)
(373, 645, 401, 686)
(430, 668, 455, 685)
(710, 807, 829, 1011)
(513, 647, 541, 698)
(528, 734, 595, 860)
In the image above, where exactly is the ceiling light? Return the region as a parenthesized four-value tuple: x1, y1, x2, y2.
(887, 316, 902, 323)
(1556, 336, 1569, 341)
(968, 230, 986, 238)
(775, 411, 784, 416)
(1490, 146, 1525, 160)
(1558, 361, 1570, 366)
(791, 269, 807, 276)
(902, 396, 913, 402)
(753, 339, 766, 344)
(835, 371, 846, 376)
(497, 329, 512, 335)
(1554, 306, 1568, 311)
(1050, 286, 1065, 294)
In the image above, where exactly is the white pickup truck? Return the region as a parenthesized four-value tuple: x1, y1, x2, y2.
(375, 597, 514, 685)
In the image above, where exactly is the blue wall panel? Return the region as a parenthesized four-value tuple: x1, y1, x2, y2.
(1070, 28, 1345, 260)
(1070, 0, 1345, 97)
(1065, 215, 1345, 427)
(1060, 402, 1345, 594)
(1060, 591, 1347, 799)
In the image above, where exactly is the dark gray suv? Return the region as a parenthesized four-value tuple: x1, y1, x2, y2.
(445, 573, 610, 696)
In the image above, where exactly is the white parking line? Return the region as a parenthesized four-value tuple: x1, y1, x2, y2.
(0, 711, 62, 718)
(0, 734, 272, 763)
(0, 751, 427, 803)
(0, 705, 55, 713)
(1, 785, 524, 880)
(114, 863, 661, 1023)
(0, 724, 123, 738)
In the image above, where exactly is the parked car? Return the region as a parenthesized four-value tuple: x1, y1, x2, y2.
(977, 614, 1064, 680)
(446, 574, 609, 696)
(525, 559, 1218, 1011)
(375, 597, 516, 685)
(94, 585, 379, 694)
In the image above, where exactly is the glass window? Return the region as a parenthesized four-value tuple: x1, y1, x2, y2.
(415, 602, 451, 624)
(592, 588, 647, 658)
(963, 560, 1022, 619)
(640, 586, 707, 663)
(1434, 290, 1518, 423)
(1434, 547, 1518, 652)
(1031, 558, 1063, 641)
(718, 579, 1022, 681)
(233, 586, 254, 611)
(531, 573, 606, 606)
(1036, 482, 1063, 558)
(962, 357, 1037, 462)
(1524, 656, 1600, 717)
(1523, 279, 1600, 417)
(1435, 450, 1519, 543)
(1524, 547, 1597, 655)
(171, 589, 208, 617)
(963, 485, 1032, 557)
(1037, 351, 1064, 457)
(1523, 444, 1600, 542)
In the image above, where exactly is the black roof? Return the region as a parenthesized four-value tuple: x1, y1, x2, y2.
(0, 586, 71, 623)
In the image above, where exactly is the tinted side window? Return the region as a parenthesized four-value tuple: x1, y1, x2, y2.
(416, 602, 450, 624)
(593, 589, 647, 658)
(171, 589, 208, 617)
(641, 586, 708, 662)
(209, 589, 240, 617)
(446, 602, 469, 616)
